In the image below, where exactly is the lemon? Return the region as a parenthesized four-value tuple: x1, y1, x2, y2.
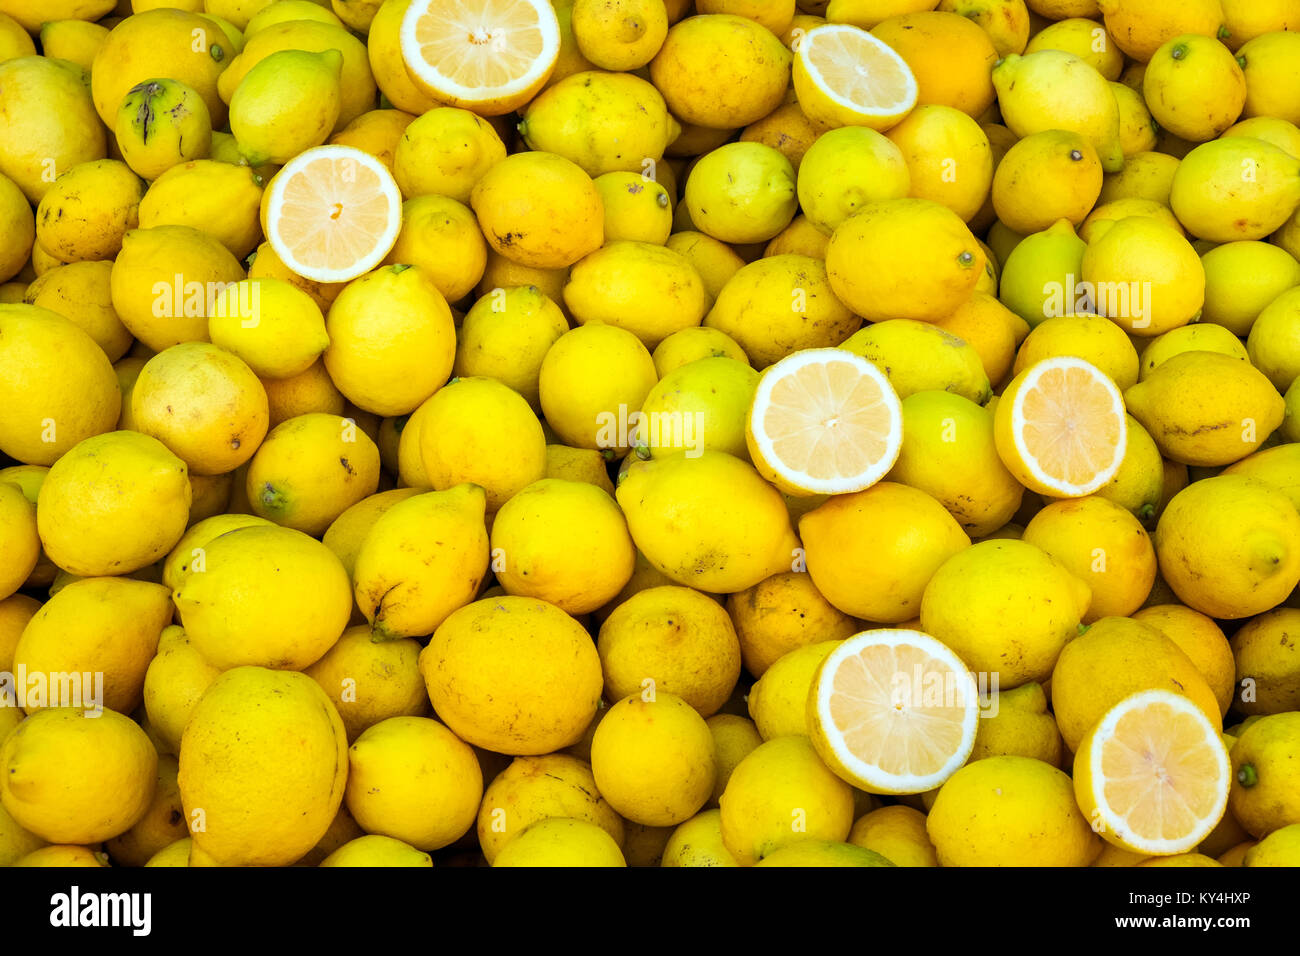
(928, 756, 1100, 866)
(1248, 287, 1300, 391)
(616, 451, 801, 594)
(329, 108, 414, 173)
(650, 14, 790, 129)
(652, 325, 750, 378)
(35, 159, 143, 264)
(105, 755, 188, 867)
(1229, 712, 1300, 837)
(1119, 607, 1232, 718)
(826, 198, 984, 322)
(1140, 324, 1250, 382)
(142, 837, 193, 867)
(1125, 352, 1283, 466)
(417, 377, 547, 511)
(112, 225, 246, 352)
(301, 624, 428, 743)
(992, 50, 1124, 172)
(320, 835, 432, 867)
(1110, 81, 1158, 157)
(24, 261, 133, 362)
(0, 483, 38, 599)
(0, 591, 38, 669)
(887, 390, 1023, 537)
(992, 130, 1103, 234)
(969, 682, 1063, 765)
(0, 797, 45, 866)
(539, 323, 658, 452)
(637, 356, 758, 461)
(520, 71, 679, 178)
(922, 539, 1091, 687)
(545, 444, 616, 495)
(1169, 138, 1300, 243)
(114, 79, 212, 181)
(763, 215, 832, 259)
(324, 265, 456, 415)
(705, 255, 860, 368)
(453, 285, 567, 411)
(13, 845, 109, 867)
(1224, 444, 1300, 513)
(998, 218, 1088, 327)
(390, 107, 504, 204)
(754, 840, 894, 866)
(261, 360, 346, 429)
(719, 735, 854, 865)
(1141, 34, 1245, 144)
(1239, 30, 1300, 125)
(246, 240, 344, 313)
(841, 319, 992, 403)
(319, 490, 417, 578)
(740, 101, 820, 172)
(179, 666, 348, 866)
(161, 513, 272, 592)
(1, 708, 155, 846)
(800, 483, 970, 622)
(37, 430, 189, 576)
(478, 250, 569, 304)
(1095, 0, 1226, 62)
(137, 159, 264, 261)
(685, 142, 798, 245)
(0, 10, 35, 59)
(706, 714, 763, 805)
(0, 57, 106, 203)
(1089, 415, 1162, 523)
(572, 0, 667, 69)
(1245, 824, 1300, 867)
(1050, 616, 1223, 752)
(13, 577, 170, 715)
(493, 817, 627, 867)
(662, 809, 742, 867)
(724, 573, 856, 679)
(1024, 16, 1123, 80)
(229, 48, 342, 165)
(564, 241, 708, 348)
(1014, 315, 1140, 390)
(207, 277, 329, 381)
(1200, 241, 1300, 336)
(216, 19, 373, 130)
(871, 10, 998, 118)
(797, 126, 910, 234)
(591, 173, 672, 246)
(929, 292, 1023, 387)
(1229, 609, 1300, 716)
(1081, 215, 1205, 337)
(142, 626, 221, 755)
(848, 805, 937, 867)
(243, 1, 341, 33)
(365, 0, 439, 113)
(1222, 116, 1300, 159)
(0, 173, 32, 284)
(477, 754, 624, 864)
(885, 105, 992, 223)
(352, 485, 489, 639)
(748, 640, 840, 739)
(343, 716, 481, 852)
(471, 151, 604, 270)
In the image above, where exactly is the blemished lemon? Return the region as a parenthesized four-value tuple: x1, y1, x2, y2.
(454, 285, 568, 411)
(324, 265, 456, 416)
(848, 805, 938, 867)
(992, 130, 1103, 235)
(493, 817, 627, 867)
(593, 172, 673, 245)
(616, 451, 801, 594)
(706, 255, 860, 368)
(1124, 352, 1283, 467)
(748, 640, 840, 740)
(719, 735, 854, 866)
(540, 323, 658, 452)
(520, 70, 680, 178)
(421, 596, 603, 755)
(992, 50, 1124, 173)
(1229, 608, 1300, 716)
(840, 319, 992, 404)
(726, 572, 857, 679)
(1169, 137, 1300, 243)
(36, 430, 190, 577)
(1, 708, 156, 846)
(706, 715, 763, 805)
(572, 0, 667, 70)
(662, 809, 742, 867)
(1229, 713, 1300, 838)
(476, 754, 625, 864)
(12, 576, 171, 715)
(392, 106, 505, 204)
(1022, 496, 1157, 621)
(23, 261, 132, 363)
(344, 716, 481, 851)
(471, 151, 603, 270)
(797, 126, 910, 234)
(302, 624, 426, 743)
(969, 682, 1063, 766)
(173, 522, 351, 671)
(650, 14, 791, 130)
(179, 667, 348, 867)
(887, 390, 1024, 538)
(130, 342, 268, 476)
(35, 159, 143, 265)
(1050, 616, 1223, 752)
(352, 484, 489, 640)
(927, 756, 1101, 866)
(826, 198, 984, 322)
(245, 413, 381, 536)
(801, 483, 969, 622)
(564, 241, 708, 348)
(921, 538, 1091, 687)
(1199, 241, 1300, 337)
(142, 626, 222, 756)
(684, 142, 798, 245)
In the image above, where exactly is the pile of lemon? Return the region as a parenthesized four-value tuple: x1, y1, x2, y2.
(1, 0, 1300, 869)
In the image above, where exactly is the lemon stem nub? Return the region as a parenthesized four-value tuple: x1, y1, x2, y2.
(1237, 764, 1258, 788)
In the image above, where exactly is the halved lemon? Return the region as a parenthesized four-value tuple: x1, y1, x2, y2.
(747, 347, 903, 497)
(1074, 689, 1231, 857)
(399, 0, 561, 116)
(262, 145, 403, 284)
(792, 24, 918, 132)
(993, 355, 1127, 498)
(808, 629, 980, 795)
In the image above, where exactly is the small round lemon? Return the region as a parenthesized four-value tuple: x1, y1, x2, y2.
(726, 572, 857, 679)
(993, 130, 1103, 235)
(1229, 609, 1300, 716)
(320, 834, 432, 867)
(685, 142, 798, 244)
(969, 682, 1063, 766)
(848, 805, 938, 867)
(593, 172, 673, 245)
(748, 640, 841, 740)
(840, 319, 992, 404)
(384, 196, 487, 304)
(391, 106, 505, 203)
(564, 241, 708, 348)
(493, 817, 627, 867)
(652, 326, 750, 377)
(572, 0, 668, 70)
(142, 626, 222, 756)
(208, 277, 329, 381)
(539, 323, 659, 452)
(303, 625, 428, 741)
(591, 692, 716, 827)
(797, 126, 910, 234)
(1200, 241, 1300, 337)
